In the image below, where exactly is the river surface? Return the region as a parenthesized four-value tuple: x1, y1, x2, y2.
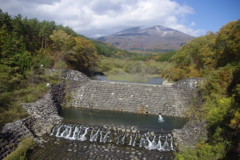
(60, 107, 188, 132)
(92, 75, 164, 84)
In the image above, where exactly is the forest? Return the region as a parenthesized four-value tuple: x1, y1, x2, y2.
(0, 8, 239, 159)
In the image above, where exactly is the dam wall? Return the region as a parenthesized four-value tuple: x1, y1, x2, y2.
(67, 74, 203, 117)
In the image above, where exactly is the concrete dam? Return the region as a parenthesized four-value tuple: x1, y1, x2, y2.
(64, 70, 202, 117)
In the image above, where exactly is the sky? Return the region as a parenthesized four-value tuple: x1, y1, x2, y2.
(0, 0, 239, 38)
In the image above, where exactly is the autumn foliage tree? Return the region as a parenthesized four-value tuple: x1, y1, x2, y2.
(50, 30, 98, 75)
(165, 19, 240, 159)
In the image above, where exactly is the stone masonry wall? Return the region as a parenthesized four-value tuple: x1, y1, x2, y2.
(0, 117, 35, 159)
(0, 81, 65, 159)
(68, 79, 200, 117)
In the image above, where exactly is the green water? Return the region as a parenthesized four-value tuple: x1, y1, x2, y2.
(92, 75, 164, 84)
(59, 107, 188, 132)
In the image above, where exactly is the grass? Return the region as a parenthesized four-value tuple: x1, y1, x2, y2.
(4, 137, 36, 160)
(106, 74, 161, 83)
(147, 74, 161, 78)
(0, 68, 62, 128)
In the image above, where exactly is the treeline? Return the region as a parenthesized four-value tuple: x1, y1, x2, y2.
(161, 20, 240, 159)
(93, 40, 177, 61)
(93, 40, 150, 61)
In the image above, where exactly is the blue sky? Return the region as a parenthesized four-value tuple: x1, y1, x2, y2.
(0, 0, 239, 37)
(177, 0, 240, 33)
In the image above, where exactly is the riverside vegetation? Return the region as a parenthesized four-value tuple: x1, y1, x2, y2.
(0, 8, 239, 159)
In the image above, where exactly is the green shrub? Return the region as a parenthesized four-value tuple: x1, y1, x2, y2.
(106, 68, 127, 75)
(175, 142, 227, 160)
(54, 60, 68, 69)
(32, 54, 53, 68)
(4, 137, 36, 160)
(157, 51, 177, 62)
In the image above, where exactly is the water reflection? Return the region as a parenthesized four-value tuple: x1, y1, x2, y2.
(92, 75, 164, 84)
(59, 108, 188, 132)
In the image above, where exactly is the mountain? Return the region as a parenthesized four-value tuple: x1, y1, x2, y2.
(97, 25, 195, 52)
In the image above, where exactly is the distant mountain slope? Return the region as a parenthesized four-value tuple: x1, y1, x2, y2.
(97, 25, 195, 52)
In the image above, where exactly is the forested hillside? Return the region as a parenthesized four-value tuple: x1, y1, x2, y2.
(0, 9, 99, 127)
(161, 20, 240, 159)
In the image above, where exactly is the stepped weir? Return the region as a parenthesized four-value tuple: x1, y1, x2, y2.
(50, 123, 174, 151)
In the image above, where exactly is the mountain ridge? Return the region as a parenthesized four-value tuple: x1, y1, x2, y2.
(97, 25, 195, 52)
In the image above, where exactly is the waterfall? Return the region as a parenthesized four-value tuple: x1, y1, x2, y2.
(132, 134, 137, 147)
(170, 137, 174, 151)
(65, 125, 72, 139)
(60, 125, 70, 137)
(139, 137, 146, 148)
(156, 135, 163, 151)
(90, 128, 100, 142)
(99, 130, 103, 142)
(158, 114, 164, 123)
(77, 126, 82, 139)
(163, 135, 169, 150)
(56, 125, 63, 137)
(79, 127, 89, 141)
(50, 124, 175, 152)
(90, 128, 94, 140)
(103, 132, 108, 143)
(69, 126, 79, 140)
(120, 133, 126, 145)
(55, 125, 63, 137)
(50, 125, 57, 136)
(145, 134, 157, 150)
(128, 133, 133, 145)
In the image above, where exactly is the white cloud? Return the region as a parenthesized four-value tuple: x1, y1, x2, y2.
(0, 0, 205, 37)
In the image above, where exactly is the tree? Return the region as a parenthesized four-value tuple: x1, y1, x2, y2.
(12, 14, 25, 37)
(215, 19, 240, 67)
(56, 25, 78, 37)
(39, 20, 55, 49)
(64, 37, 98, 75)
(0, 24, 8, 53)
(50, 30, 75, 52)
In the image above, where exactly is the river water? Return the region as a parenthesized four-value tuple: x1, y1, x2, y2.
(92, 75, 164, 84)
(60, 107, 187, 132)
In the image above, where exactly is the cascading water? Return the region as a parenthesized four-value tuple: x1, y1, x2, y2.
(50, 123, 175, 152)
(163, 135, 170, 150)
(158, 114, 164, 123)
(132, 134, 137, 147)
(90, 128, 100, 142)
(156, 135, 163, 151)
(128, 133, 133, 146)
(79, 127, 89, 141)
(99, 130, 103, 142)
(120, 133, 126, 145)
(69, 126, 79, 140)
(103, 132, 108, 143)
